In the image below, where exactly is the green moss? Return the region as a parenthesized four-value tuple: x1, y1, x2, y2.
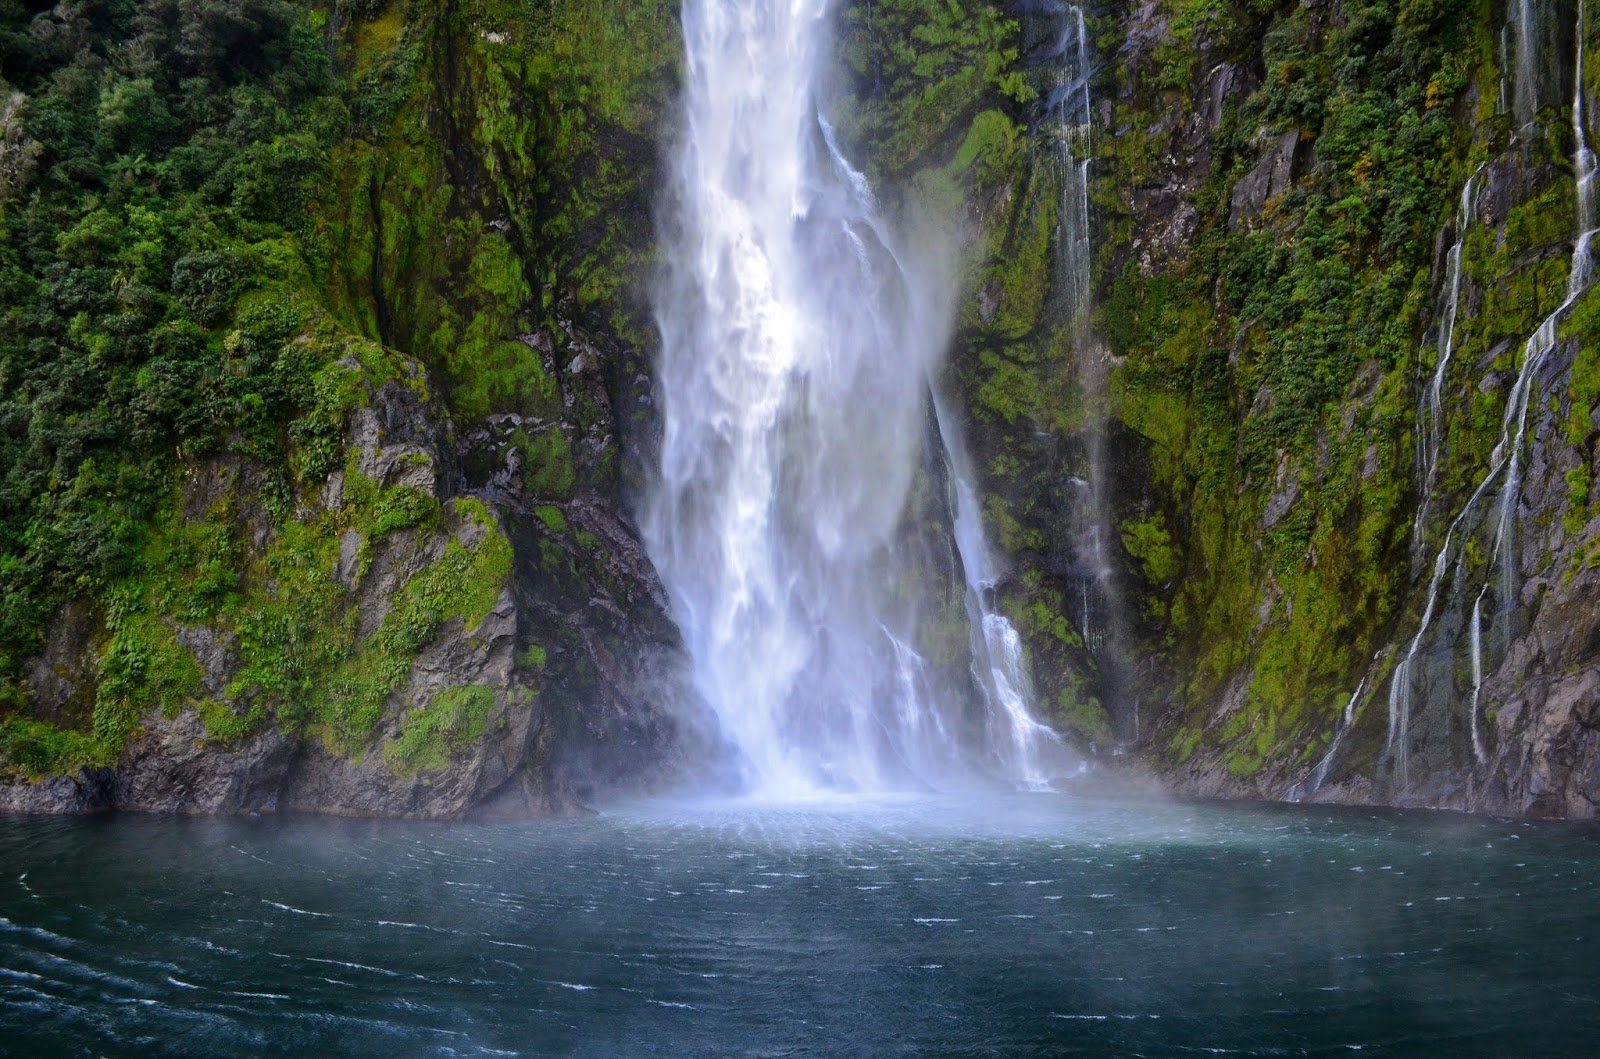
(0, 719, 103, 779)
(385, 685, 497, 775)
(513, 428, 577, 500)
(1054, 682, 1112, 745)
(533, 504, 569, 534)
(372, 485, 442, 538)
(1121, 514, 1181, 584)
(838, 0, 1026, 178)
(197, 699, 269, 744)
(95, 600, 203, 746)
(319, 504, 511, 750)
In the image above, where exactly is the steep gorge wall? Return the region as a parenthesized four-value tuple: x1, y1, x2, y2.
(0, 0, 699, 816)
(934, 0, 1600, 817)
(4, 0, 1600, 819)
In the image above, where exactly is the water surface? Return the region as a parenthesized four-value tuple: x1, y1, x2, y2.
(2, 794, 1597, 1055)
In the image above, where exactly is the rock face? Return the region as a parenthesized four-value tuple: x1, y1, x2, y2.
(1012, 0, 1600, 819)
(1, 343, 695, 819)
(879, 0, 1600, 818)
(0, 1, 700, 819)
(7, 0, 1600, 822)
(1305, 329, 1600, 820)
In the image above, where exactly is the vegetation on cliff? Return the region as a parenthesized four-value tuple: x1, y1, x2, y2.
(4, 0, 1599, 812)
(0, 0, 678, 793)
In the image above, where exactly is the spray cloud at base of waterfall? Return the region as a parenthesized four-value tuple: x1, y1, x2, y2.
(644, 0, 1066, 799)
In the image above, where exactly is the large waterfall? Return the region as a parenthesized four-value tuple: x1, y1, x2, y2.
(645, 0, 1061, 796)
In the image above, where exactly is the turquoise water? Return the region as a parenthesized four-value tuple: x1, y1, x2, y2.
(2, 794, 1597, 1055)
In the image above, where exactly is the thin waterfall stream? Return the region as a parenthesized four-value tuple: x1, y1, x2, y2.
(1034, 3, 1131, 734)
(935, 398, 1068, 787)
(1385, 2, 1599, 785)
(1412, 167, 1482, 550)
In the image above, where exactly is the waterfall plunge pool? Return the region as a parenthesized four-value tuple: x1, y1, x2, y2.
(2, 794, 1597, 1055)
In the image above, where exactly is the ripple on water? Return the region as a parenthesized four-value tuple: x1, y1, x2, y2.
(0, 794, 1597, 1055)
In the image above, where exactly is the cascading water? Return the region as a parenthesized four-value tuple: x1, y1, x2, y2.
(936, 404, 1069, 786)
(1288, 676, 1368, 801)
(1501, 25, 1513, 117)
(1035, 4, 1130, 729)
(1050, 4, 1095, 323)
(646, 0, 1061, 796)
(1413, 168, 1482, 551)
(1385, 3, 1599, 785)
(1511, 0, 1561, 129)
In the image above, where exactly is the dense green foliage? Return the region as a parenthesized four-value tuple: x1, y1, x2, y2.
(0, 0, 338, 683)
(0, 0, 674, 781)
(1106, 0, 1487, 771)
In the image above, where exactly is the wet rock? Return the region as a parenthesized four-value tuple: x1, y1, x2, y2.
(22, 599, 101, 724)
(2, 336, 694, 820)
(1229, 130, 1301, 230)
(1261, 453, 1299, 531)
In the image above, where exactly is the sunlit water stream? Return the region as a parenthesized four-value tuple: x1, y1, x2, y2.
(3, 795, 1598, 1055)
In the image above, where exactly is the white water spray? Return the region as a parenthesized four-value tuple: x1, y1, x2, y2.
(647, 0, 1059, 797)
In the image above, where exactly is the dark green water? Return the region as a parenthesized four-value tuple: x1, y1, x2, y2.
(2, 794, 1597, 1056)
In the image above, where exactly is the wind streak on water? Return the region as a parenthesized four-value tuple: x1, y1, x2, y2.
(4, 803, 1600, 1055)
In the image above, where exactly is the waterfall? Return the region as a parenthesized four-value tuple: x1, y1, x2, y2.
(1386, 2, 1598, 786)
(1050, 5, 1094, 322)
(1514, 0, 1539, 127)
(1570, 3, 1598, 292)
(1034, 4, 1127, 717)
(1468, 589, 1488, 764)
(646, 0, 1060, 797)
(936, 403, 1069, 788)
(1289, 677, 1368, 801)
(1511, 0, 1561, 130)
(1480, 0, 1598, 649)
(1501, 24, 1513, 117)
(1413, 169, 1482, 552)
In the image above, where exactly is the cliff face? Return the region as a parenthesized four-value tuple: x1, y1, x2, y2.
(936, 0, 1600, 818)
(0, 0, 699, 817)
(1089, 0, 1600, 819)
(5, 0, 1600, 819)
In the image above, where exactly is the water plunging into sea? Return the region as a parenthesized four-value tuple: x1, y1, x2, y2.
(645, 0, 1062, 796)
